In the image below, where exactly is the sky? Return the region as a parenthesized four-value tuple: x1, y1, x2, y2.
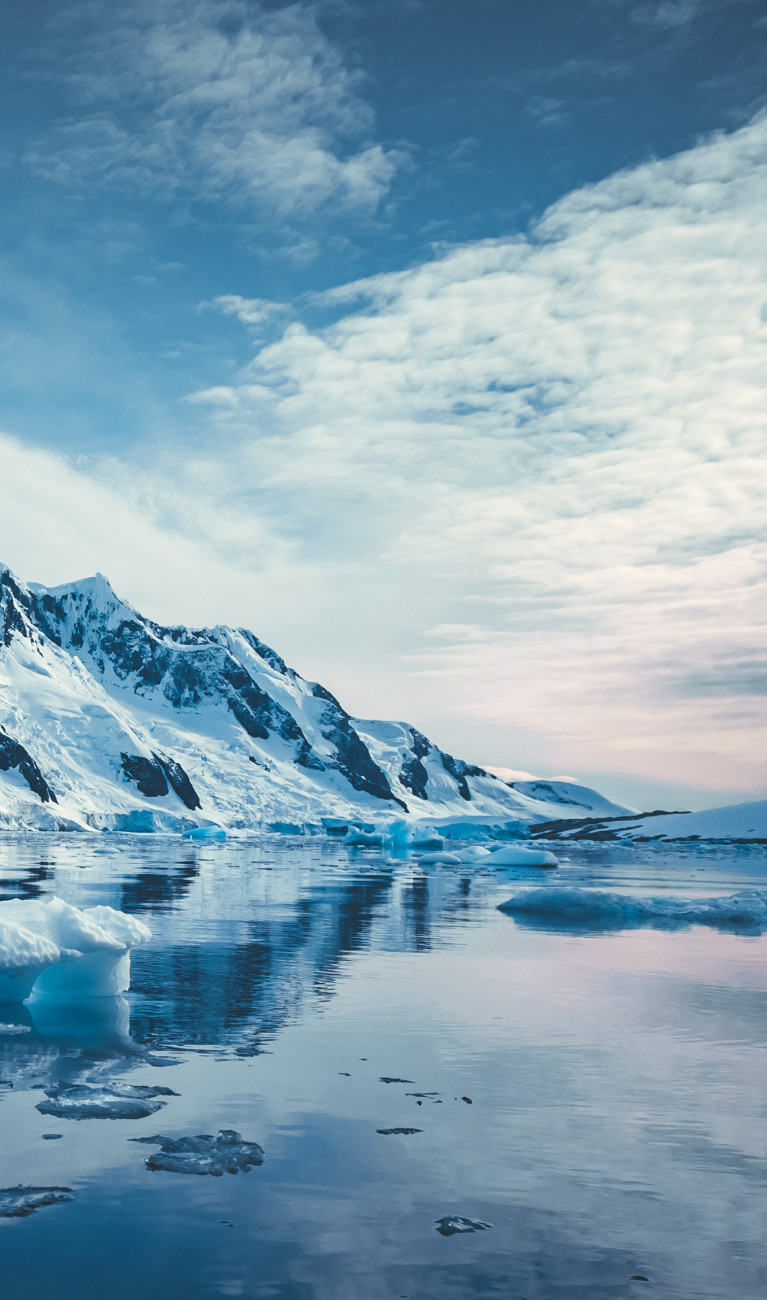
(0, 0, 766, 812)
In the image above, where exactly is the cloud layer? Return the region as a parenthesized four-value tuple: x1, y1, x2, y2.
(26, 0, 397, 220)
(3, 111, 767, 799)
(189, 113, 767, 790)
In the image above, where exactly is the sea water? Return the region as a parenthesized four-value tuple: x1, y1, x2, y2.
(0, 833, 765, 1299)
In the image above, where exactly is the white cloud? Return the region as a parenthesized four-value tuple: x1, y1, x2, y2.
(25, 0, 398, 220)
(631, 1, 704, 29)
(177, 112, 767, 792)
(6, 113, 767, 798)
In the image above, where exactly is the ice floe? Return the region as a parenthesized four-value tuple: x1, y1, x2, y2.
(488, 845, 558, 867)
(0, 897, 150, 1002)
(0, 1186, 73, 1217)
(435, 1215, 492, 1236)
(499, 887, 767, 932)
(37, 1081, 177, 1120)
(133, 1129, 265, 1175)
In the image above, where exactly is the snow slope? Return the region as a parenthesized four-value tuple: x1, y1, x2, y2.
(529, 800, 767, 844)
(0, 563, 636, 833)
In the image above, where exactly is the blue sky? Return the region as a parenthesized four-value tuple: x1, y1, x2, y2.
(1, 0, 766, 809)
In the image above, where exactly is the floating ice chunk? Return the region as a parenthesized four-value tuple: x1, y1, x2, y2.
(417, 851, 462, 865)
(37, 1081, 177, 1120)
(435, 1215, 492, 1236)
(499, 887, 767, 932)
(0, 898, 151, 1002)
(488, 845, 558, 867)
(455, 846, 493, 862)
(0, 1186, 73, 1217)
(182, 826, 226, 841)
(0, 912, 61, 1002)
(388, 821, 444, 850)
(344, 829, 385, 847)
(133, 1129, 265, 1175)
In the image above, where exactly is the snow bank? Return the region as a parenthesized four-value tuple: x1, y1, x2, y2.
(499, 887, 767, 931)
(0, 898, 151, 1002)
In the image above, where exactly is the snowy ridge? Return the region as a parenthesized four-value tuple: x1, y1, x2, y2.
(529, 800, 767, 844)
(0, 562, 636, 833)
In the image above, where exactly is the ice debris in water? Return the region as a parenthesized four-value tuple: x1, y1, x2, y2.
(37, 1082, 177, 1120)
(435, 1216, 492, 1236)
(489, 845, 558, 867)
(133, 1130, 265, 1175)
(0, 1186, 73, 1217)
(499, 887, 767, 931)
(0, 897, 151, 1002)
(182, 826, 226, 841)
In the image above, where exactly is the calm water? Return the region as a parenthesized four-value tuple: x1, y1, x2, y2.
(1, 834, 765, 1300)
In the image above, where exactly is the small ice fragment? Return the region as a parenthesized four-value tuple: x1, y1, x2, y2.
(37, 1082, 177, 1120)
(489, 845, 558, 867)
(133, 1129, 265, 1175)
(182, 827, 226, 841)
(0, 1023, 31, 1035)
(0, 1186, 73, 1217)
(435, 1215, 492, 1236)
(417, 851, 462, 865)
(377, 1127, 422, 1135)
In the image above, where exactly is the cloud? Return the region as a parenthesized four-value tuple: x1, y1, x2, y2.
(175, 112, 767, 791)
(630, 1, 704, 29)
(5, 112, 767, 796)
(24, 0, 398, 220)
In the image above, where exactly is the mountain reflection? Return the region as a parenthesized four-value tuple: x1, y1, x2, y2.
(128, 869, 398, 1048)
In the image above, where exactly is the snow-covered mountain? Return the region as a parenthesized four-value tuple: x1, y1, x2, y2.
(0, 564, 634, 833)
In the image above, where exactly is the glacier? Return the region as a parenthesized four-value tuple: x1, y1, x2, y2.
(0, 897, 151, 1002)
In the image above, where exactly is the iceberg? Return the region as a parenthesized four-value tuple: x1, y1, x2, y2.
(182, 826, 226, 841)
(498, 887, 767, 932)
(0, 898, 151, 1002)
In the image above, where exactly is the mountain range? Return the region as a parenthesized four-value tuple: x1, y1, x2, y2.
(0, 564, 633, 833)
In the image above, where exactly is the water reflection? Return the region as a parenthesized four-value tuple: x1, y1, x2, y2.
(0, 834, 765, 1300)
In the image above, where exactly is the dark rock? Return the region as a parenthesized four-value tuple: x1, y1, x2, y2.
(120, 753, 168, 798)
(155, 752, 202, 810)
(376, 1128, 422, 1135)
(0, 728, 57, 803)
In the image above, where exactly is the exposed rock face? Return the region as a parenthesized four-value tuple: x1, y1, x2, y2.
(0, 729, 57, 803)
